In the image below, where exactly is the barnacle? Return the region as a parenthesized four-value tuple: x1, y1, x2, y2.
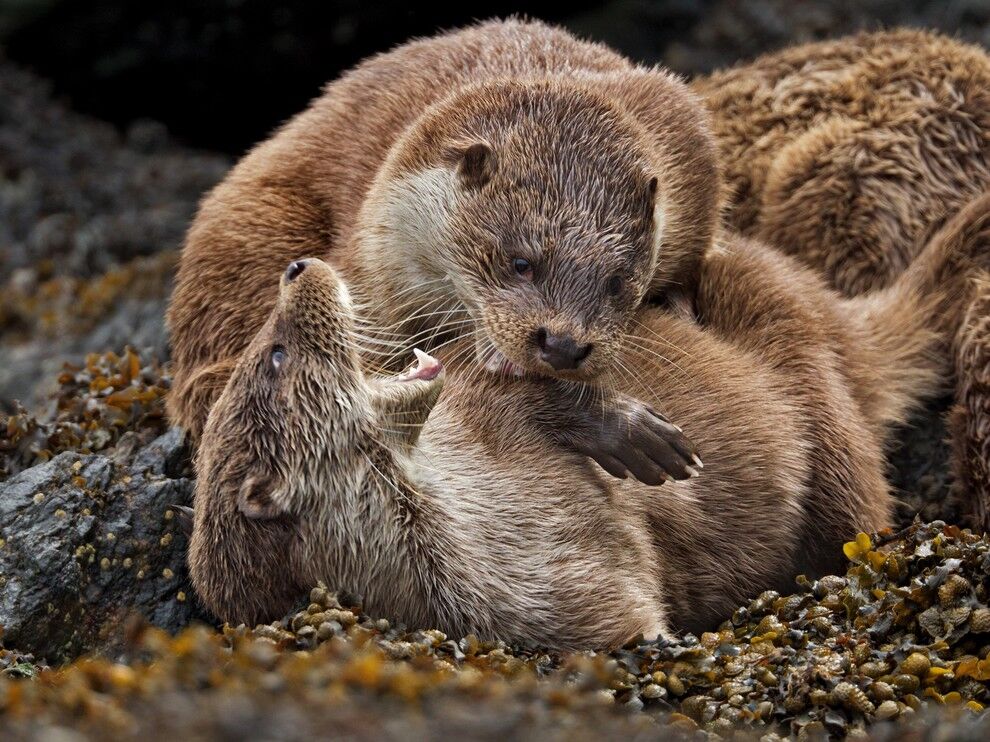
(900, 653, 931, 678)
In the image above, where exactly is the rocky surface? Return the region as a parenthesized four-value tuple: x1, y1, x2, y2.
(1, 524, 990, 739)
(0, 434, 199, 664)
(0, 56, 229, 407)
(0, 353, 202, 664)
(0, 57, 227, 280)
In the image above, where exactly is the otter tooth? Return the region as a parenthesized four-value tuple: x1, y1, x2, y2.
(413, 347, 438, 370)
(483, 350, 507, 374)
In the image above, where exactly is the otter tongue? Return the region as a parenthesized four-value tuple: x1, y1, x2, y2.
(398, 348, 443, 382)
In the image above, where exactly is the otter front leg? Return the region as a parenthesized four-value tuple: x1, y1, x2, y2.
(555, 388, 701, 485)
(464, 378, 700, 485)
(445, 353, 700, 486)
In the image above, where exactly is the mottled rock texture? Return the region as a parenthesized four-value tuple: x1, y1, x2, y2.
(0, 58, 229, 407)
(0, 428, 202, 663)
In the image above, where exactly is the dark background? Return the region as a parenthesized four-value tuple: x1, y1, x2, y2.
(3, 0, 990, 154)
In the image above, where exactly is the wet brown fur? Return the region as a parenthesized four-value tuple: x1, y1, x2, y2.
(166, 18, 719, 441)
(694, 30, 990, 528)
(188, 186, 990, 645)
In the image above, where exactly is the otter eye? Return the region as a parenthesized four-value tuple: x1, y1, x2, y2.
(512, 257, 533, 279)
(607, 274, 624, 297)
(271, 346, 287, 371)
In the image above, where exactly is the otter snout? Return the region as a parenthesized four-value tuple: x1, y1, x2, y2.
(535, 327, 593, 371)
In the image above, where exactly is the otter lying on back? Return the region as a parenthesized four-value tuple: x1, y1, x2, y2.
(188, 192, 990, 646)
(167, 18, 717, 484)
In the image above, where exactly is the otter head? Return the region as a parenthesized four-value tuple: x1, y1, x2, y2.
(189, 258, 444, 624)
(356, 77, 717, 382)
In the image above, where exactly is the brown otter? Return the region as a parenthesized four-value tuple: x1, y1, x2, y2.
(188, 190, 990, 646)
(166, 18, 718, 485)
(694, 29, 990, 296)
(693, 30, 990, 528)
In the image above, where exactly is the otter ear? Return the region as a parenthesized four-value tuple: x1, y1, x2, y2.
(237, 474, 288, 520)
(457, 142, 493, 187)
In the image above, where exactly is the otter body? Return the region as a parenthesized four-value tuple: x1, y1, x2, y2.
(695, 30, 990, 527)
(167, 19, 719, 465)
(189, 190, 990, 646)
(695, 29, 990, 295)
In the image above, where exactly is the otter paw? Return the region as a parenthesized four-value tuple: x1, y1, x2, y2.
(572, 398, 700, 486)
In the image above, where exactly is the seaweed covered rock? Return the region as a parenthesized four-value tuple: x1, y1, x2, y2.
(0, 350, 203, 662)
(3, 521, 990, 741)
(0, 430, 201, 663)
(0, 354, 988, 736)
(1, 349, 171, 480)
(0, 252, 179, 407)
(0, 622, 666, 741)
(0, 56, 229, 407)
(0, 58, 227, 280)
(250, 525, 990, 737)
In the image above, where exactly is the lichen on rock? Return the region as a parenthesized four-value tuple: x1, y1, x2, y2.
(0, 413, 202, 664)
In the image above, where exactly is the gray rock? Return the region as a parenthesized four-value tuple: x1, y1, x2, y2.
(0, 57, 229, 409)
(0, 429, 207, 663)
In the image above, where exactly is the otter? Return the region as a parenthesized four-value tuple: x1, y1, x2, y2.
(166, 18, 718, 485)
(694, 29, 990, 296)
(693, 29, 990, 527)
(188, 191, 990, 647)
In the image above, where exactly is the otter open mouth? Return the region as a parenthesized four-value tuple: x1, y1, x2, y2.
(397, 348, 443, 382)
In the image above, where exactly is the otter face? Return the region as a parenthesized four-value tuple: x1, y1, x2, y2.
(197, 259, 371, 519)
(190, 258, 445, 623)
(448, 142, 660, 382)
(365, 82, 666, 383)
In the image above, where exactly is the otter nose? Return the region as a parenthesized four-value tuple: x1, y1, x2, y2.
(535, 328, 592, 371)
(285, 259, 310, 283)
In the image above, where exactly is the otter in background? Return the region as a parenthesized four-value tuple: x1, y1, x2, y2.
(188, 189, 990, 646)
(694, 30, 990, 528)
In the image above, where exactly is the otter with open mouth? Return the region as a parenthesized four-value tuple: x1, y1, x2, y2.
(188, 185, 987, 646)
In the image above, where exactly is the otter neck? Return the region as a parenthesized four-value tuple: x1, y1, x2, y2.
(303, 435, 458, 625)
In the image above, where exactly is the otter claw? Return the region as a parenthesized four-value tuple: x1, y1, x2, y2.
(571, 397, 700, 487)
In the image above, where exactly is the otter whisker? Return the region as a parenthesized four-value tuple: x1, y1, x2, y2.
(357, 322, 476, 352)
(350, 321, 474, 352)
(403, 327, 481, 360)
(350, 279, 450, 311)
(631, 318, 694, 359)
(623, 336, 690, 378)
(351, 321, 480, 369)
(620, 348, 690, 394)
